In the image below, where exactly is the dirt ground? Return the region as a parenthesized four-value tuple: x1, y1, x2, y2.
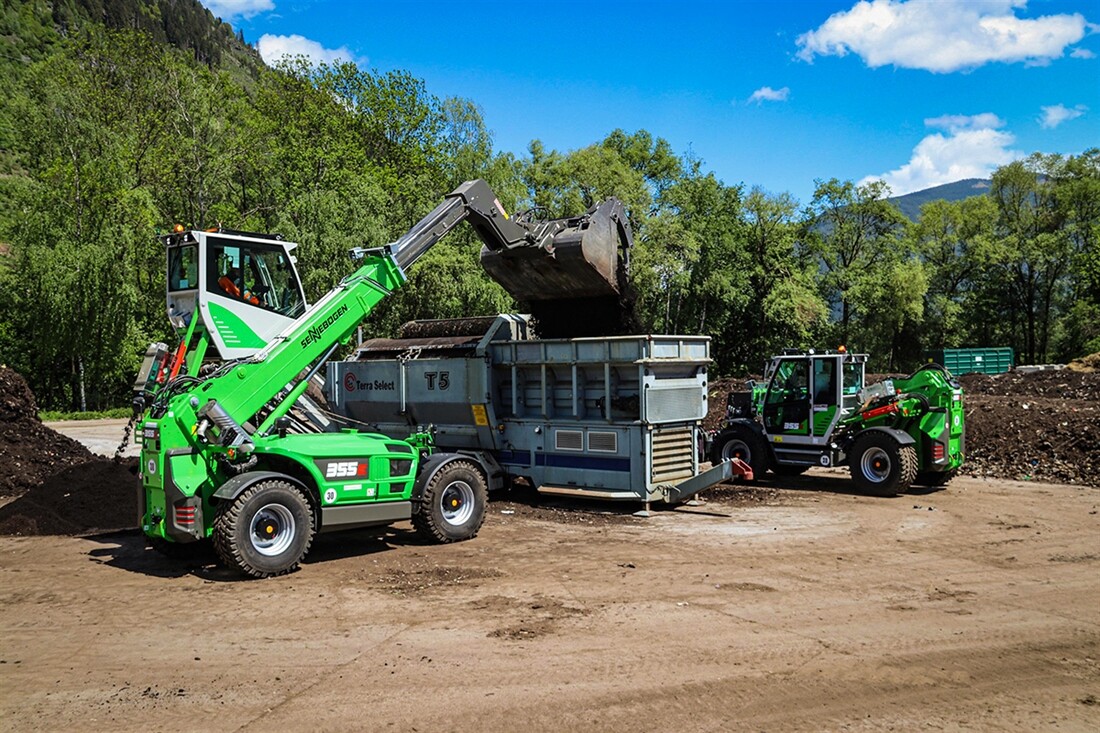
(1, 470, 1097, 732)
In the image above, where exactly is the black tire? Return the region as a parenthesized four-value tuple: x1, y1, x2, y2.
(708, 424, 769, 479)
(915, 469, 957, 488)
(212, 478, 314, 579)
(412, 460, 488, 543)
(848, 432, 918, 497)
(772, 464, 809, 477)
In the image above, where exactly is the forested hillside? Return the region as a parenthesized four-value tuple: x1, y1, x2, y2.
(1, 0, 1097, 411)
(0, 0, 260, 70)
(888, 179, 992, 221)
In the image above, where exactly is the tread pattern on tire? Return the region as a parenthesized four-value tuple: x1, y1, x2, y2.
(212, 479, 314, 579)
(412, 460, 487, 544)
(896, 445, 918, 493)
(849, 433, 918, 497)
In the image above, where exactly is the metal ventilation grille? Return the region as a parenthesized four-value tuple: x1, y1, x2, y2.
(651, 426, 694, 483)
(588, 431, 618, 453)
(646, 385, 704, 423)
(555, 429, 584, 451)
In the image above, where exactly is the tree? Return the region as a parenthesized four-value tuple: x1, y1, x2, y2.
(739, 186, 826, 368)
(0, 28, 174, 409)
(1042, 149, 1100, 358)
(909, 195, 996, 349)
(983, 159, 1072, 364)
(803, 178, 914, 367)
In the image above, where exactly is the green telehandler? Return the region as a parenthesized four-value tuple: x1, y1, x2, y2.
(131, 180, 633, 577)
(708, 350, 965, 496)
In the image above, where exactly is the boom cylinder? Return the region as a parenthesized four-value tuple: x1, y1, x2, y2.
(198, 399, 255, 452)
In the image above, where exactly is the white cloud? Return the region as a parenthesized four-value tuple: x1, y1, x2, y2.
(924, 113, 1005, 132)
(257, 34, 364, 67)
(1039, 103, 1088, 129)
(202, 0, 274, 19)
(797, 0, 1090, 73)
(861, 114, 1022, 195)
(748, 86, 790, 104)
(1070, 48, 1096, 59)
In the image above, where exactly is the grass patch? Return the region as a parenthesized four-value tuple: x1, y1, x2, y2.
(39, 407, 133, 422)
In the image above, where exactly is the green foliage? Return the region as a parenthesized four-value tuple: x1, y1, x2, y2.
(901, 151, 1100, 365)
(1, 8, 1097, 412)
(0, 23, 514, 408)
(733, 186, 826, 370)
(803, 178, 914, 369)
(39, 406, 132, 421)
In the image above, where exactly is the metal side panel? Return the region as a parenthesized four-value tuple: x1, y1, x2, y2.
(320, 501, 412, 532)
(773, 447, 833, 468)
(329, 357, 499, 450)
(495, 422, 646, 499)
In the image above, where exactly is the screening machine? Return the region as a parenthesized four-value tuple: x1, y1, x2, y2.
(328, 315, 750, 513)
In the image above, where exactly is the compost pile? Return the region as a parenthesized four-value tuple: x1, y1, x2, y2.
(1068, 351, 1100, 372)
(705, 377, 754, 431)
(957, 369, 1099, 486)
(703, 367, 1100, 487)
(0, 366, 138, 535)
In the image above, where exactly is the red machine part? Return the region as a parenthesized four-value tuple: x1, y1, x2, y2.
(860, 402, 899, 421)
(727, 457, 754, 481)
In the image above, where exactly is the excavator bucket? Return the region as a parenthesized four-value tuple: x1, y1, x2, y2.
(479, 198, 632, 302)
(385, 179, 637, 337)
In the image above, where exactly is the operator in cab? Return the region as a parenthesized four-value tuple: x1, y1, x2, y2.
(218, 267, 260, 305)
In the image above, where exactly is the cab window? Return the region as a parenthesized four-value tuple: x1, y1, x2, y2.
(763, 359, 810, 434)
(767, 360, 808, 404)
(168, 244, 198, 291)
(207, 238, 305, 317)
(813, 359, 837, 406)
(842, 361, 864, 412)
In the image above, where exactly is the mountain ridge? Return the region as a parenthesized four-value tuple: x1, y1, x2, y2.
(888, 178, 993, 220)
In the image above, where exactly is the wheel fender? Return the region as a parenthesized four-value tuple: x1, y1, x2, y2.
(212, 470, 309, 503)
(716, 419, 773, 459)
(411, 453, 487, 513)
(718, 418, 767, 440)
(854, 426, 916, 447)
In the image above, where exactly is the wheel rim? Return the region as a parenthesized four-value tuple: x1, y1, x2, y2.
(440, 480, 475, 526)
(860, 447, 892, 484)
(721, 439, 751, 463)
(250, 503, 296, 557)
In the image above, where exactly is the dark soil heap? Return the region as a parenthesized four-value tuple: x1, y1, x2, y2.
(705, 377, 754, 432)
(704, 367, 1100, 487)
(958, 370, 1099, 485)
(0, 366, 138, 535)
(0, 366, 94, 496)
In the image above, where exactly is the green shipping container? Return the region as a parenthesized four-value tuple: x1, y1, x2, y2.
(924, 347, 1014, 375)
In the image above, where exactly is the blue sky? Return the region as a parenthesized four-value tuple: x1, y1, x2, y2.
(206, 0, 1098, 204)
